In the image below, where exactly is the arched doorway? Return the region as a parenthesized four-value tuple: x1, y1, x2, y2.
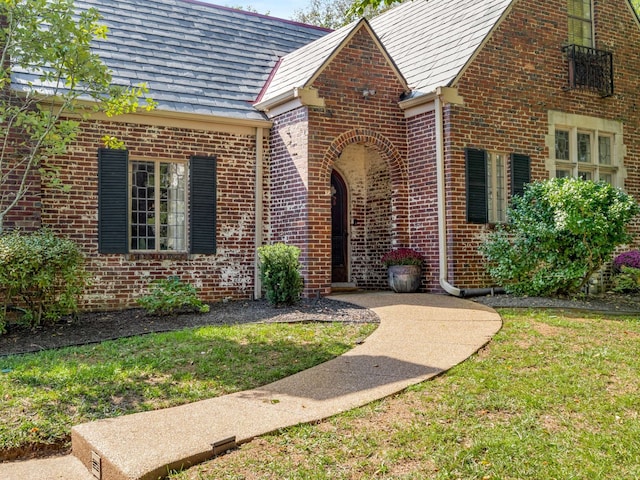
(331, 170, 348, 283)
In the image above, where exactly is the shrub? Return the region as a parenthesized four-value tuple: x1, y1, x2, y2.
(137, 276, 210, 315)
(613, 250, 640, 271)
(0, 229, 88, 332)
(479, 178, 639, 297)
(258, 243, 303, 306)
(611, 266, 640, 293)
(381, 248, 423, 267)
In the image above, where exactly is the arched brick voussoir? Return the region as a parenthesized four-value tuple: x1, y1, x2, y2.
(320, 128, 408, 187)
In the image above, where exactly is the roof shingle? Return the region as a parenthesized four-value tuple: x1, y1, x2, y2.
(12, 0, 330, 121)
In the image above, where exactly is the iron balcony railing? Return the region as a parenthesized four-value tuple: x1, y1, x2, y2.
(564, 44, 614, 97)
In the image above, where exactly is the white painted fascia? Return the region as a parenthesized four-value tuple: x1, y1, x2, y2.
(254, 87, 325, 118)
(399, 87, 464, 117)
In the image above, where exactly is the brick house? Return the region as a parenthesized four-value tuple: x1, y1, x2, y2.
(8, 0, 640, 309)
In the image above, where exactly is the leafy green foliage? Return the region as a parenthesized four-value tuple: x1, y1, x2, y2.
(612, 266, 640, 293)
(0, 229, 88, 331)
(0, 0, 156, 233)
(258, 243, 304, 306)
(480, 178, 639, 296)
(137, 276, 210, 315)
(293, 0, 397, 28)
(347, 0, 402, 18)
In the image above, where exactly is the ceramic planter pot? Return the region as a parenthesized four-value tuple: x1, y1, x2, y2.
(387, 264, 421, 293)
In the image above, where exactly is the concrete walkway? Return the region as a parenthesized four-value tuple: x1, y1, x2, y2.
(0, 292, 501, 480)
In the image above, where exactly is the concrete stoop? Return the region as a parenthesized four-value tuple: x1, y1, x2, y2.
(0, 293, 502, 480)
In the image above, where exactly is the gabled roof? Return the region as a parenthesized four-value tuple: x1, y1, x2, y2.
(11, 0, 330, 121)
(256, 18, 409, 107)
(256, 0, 513, 107)
(255, 22, 355, 104)
(370, 0, 513, 94)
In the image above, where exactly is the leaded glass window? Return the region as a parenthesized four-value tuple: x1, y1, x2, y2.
(577, 132, 591, 163)
(555, 130, 570, 161)
(487, 153, 506, 223)
(130, 160, 186, 251)
(598, 136, 611, 165)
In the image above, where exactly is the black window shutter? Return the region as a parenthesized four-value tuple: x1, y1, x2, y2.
(465, 148, 488, 224)
(98, 148, 129, 254)
(190, 155, 217, 254)
(511, 153, 531, 197)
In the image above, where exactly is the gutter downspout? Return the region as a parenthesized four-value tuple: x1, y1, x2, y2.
(435, 91, 462, 297)
(435, 90, 504, 299)
(254, 127, 264, 300)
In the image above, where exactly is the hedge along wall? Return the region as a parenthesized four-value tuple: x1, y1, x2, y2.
(40, 116, 265, 310)
(438, 0, 640, 289)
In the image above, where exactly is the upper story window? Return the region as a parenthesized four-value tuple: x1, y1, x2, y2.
(547, 111, 626, 189)
(568, 0, 593, 47)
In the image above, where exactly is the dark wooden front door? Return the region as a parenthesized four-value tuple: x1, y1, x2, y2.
(331, 171, 348, 283)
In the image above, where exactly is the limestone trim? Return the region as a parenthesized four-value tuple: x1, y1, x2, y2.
(545, 109, 627, 188)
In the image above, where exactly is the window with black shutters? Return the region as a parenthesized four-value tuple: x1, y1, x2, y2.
(98, 150, 217, 254)
(465, 148, 531, 224)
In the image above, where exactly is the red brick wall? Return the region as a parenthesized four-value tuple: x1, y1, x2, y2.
(41, 119, 260, 310)
(308, 27, 409, 293)
(407, 109, 441, 291)
(268, 107, 312, 284)
(268, 25, 410, 295)
(439, 0, 640, 289)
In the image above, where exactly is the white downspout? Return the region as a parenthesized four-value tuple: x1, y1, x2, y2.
(435, 90, 462, 297)
(254, 127, 264, 299)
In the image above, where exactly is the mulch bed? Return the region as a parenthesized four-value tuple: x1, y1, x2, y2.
(0, 298, 379, 357)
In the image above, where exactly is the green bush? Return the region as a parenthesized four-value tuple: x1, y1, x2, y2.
(137, 276, 210, 315)
(611, 266, 640, 293)
(479, 178, 639, 297)
(0, 229, 88, 332)
(258, 243, 303, 306)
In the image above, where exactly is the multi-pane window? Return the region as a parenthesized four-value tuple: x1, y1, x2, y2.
(487, 153, 507, 223)
(98, 149, 216, 255)
(567, 0, 593, 47)
(130, 160, 186, 251)
(465, 148, 530, 224)
(554, 128, 616, 184)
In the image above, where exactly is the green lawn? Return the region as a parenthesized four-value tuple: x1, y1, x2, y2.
(0, 321, 376, 457)
(170, 310, 640, 480)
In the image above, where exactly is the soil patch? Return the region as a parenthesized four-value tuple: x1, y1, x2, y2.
(0, 298, 379, 357)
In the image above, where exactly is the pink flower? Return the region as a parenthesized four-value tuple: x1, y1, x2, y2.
(614, 250, 640, 270)
(381, 248, 423, 267)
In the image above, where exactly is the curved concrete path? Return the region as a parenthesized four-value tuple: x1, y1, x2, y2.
(0, 292, 501, 480)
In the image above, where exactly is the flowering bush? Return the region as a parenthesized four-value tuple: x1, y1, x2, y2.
(613, 250, 640, 271)
(381, 248, 423, 267)
(479, 178, 639, 296)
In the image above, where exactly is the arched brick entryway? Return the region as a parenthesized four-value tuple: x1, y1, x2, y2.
(313, 128, 410, 292)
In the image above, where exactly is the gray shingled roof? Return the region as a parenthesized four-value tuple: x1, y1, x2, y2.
(12, 0, 330, 121)
(258, 0, 512, 104)
(371, 0, 513, 93)
(255, 21, 356, 103)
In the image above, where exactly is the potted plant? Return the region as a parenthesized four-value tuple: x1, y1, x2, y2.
(382, 248, 423, 293)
